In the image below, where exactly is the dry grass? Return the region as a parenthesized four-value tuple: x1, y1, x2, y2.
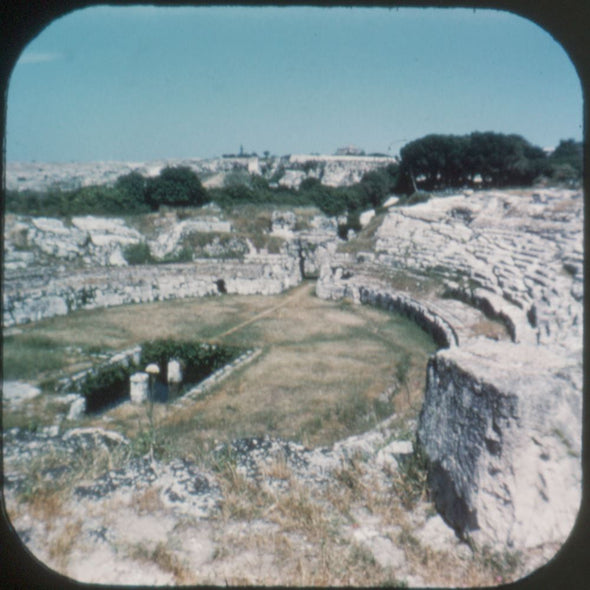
(127, 540, 194, 584)
(47, 519, 83, 571)
(133, 486, 164, 514)
(3, 280, 451, 586)
(16, 281, 436, 450)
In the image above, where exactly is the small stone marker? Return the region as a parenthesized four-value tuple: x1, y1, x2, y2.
(167, 359, 182, 384)
(130, 372, 149, 404)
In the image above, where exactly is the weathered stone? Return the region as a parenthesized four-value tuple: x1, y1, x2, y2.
(3, 257, 302, 327)
(270, 210, 297, 237)
(167, 359, 182, 384)
(315, 188, 583, 559)
(2, 381, 41, 408)
(130, 372, 149, 404)
(359, 208, 375, 227)
(417, 339, 581, 549)
(67, 395, 86, 420)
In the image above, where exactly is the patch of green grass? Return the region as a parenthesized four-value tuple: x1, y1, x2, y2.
(2, 334, 68, 380)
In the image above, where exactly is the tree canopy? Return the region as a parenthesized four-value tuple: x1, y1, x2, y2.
(397, 132, 548, 192)
(145, 166, 209, 210)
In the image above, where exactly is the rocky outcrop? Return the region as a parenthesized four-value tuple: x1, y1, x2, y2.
(418, 339, 581, 551)
(315, 188, 583, 556)
(3, 213, 236, 271)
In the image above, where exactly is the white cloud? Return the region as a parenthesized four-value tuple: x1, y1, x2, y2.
(18, 51, 64, 65)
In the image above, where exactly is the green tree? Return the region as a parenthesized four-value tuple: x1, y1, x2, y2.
(145, 166, 209, 210)
(115, 171, 148, 208)
(397, 132, 546, 193)
(548, 139, 583, 181)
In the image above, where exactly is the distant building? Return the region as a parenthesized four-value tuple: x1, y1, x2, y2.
(334, 145, 366, 156)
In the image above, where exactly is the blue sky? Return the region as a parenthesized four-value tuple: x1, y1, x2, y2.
(6, 5, 583, 162)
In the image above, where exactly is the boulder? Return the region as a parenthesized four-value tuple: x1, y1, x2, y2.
(417, 339, 582, 550)
(3, 381, 41, 408)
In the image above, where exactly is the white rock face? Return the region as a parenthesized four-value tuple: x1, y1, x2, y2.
(130, 372, 149, 404)
(2, 381, 41, 408)
(359, 209, 376, 227)
(418, 340, 581, 550)
(149, 218, 233, 259)
(3, 256, 302, 327)
(67, 395, 87, 420)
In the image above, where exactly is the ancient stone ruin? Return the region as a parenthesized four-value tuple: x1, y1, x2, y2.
(2, 185, 583, 582)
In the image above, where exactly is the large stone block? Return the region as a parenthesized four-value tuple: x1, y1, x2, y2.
(417, 339, 582, 550)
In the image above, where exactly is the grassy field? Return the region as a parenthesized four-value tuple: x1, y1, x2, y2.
(3, 282, 436, 449)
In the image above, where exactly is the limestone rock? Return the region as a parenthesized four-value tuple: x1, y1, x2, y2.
(359, 209, 375, 227)
(2, 381, 41, 408)
(130, 372, 149, 404)
(270, 210, 297, 237)
(417, 339, 582, 550)
(67, 395, 86, 420)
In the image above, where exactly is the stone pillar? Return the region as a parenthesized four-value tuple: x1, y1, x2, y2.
(167, 359, 183, 384)
(130, 372, 149, 404)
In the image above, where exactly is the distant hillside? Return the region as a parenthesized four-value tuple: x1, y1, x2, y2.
(6, 154, 397, 193)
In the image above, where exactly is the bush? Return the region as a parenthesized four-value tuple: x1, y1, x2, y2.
(80, 363, 136, 413)
(123, 242, 154, 265)
(140, 338, 244, 386)
(337, 210, 362, 240)
(145, 166, 209, 210)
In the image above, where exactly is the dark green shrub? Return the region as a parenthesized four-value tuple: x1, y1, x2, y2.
(123, 242, 154, 265)
(145, 166, 209, 210)
(80, 363, 136, 413)
(140, 338, 244, 388)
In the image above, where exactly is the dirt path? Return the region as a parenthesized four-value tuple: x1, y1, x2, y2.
(211, 281, 315, 341)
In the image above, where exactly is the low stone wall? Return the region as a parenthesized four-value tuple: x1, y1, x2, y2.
(316, 264, 458, 349)
(318, 264, 582, 555)
(3, 256, 301, 327)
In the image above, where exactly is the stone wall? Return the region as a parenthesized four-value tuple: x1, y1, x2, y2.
(316, 265, 458, 349)
(3, 256, 301, 327)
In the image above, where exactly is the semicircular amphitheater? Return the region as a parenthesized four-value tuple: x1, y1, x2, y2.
(3, 187, 583, 586)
